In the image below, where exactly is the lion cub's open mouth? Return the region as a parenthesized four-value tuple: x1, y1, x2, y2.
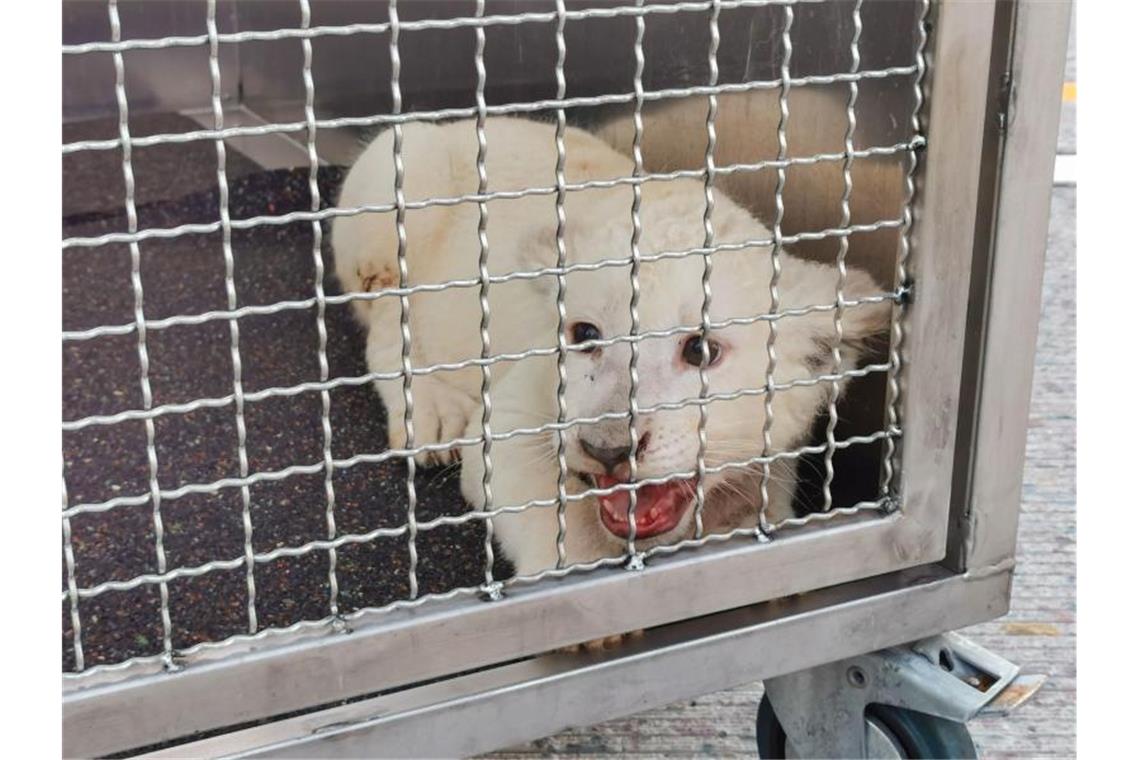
(593, 474, 698, 539)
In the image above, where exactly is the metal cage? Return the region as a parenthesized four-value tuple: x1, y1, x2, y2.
(61, 1, 1069, 756)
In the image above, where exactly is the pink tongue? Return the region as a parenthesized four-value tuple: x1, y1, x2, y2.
(595, 474, 691, 538)
(597, 476, 634, 521)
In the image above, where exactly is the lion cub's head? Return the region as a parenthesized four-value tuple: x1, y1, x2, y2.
(555, 179, 891, 544)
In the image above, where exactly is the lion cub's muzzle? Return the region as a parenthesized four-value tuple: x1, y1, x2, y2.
(593, 473, 698, 539)
(577, 430, 695, 540)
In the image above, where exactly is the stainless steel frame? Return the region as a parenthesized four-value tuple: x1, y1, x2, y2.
(61, 0, 1070, 756)
(949, 0, 1071, 575)
(147, 565, 1010, 759)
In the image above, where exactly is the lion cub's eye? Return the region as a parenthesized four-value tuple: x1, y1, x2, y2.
(570, 322, 602, 346)
(681, 334, 723, 368)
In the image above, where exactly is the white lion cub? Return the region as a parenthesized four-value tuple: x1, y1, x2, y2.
(333, 117, 889, 576)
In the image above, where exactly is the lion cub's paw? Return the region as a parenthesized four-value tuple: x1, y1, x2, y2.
(558, 629, 645, 655)
(386, 378, 477, 467)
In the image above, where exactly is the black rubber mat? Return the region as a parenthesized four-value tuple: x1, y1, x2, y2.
(63, 113, 266, 221)
(62, 163, 513, 672)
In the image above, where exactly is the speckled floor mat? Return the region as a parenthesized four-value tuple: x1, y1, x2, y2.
(62, 157, 514, 672)
(62, 150, 883, 674)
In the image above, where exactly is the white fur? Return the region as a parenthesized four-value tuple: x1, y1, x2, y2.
(333, 117, 889, 575)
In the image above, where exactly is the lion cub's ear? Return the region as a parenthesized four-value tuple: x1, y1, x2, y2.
(808, 267, 893, 375)
(520, 223, 570, 265)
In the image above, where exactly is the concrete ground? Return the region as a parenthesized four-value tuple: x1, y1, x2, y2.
(492, 20, 1078, 760)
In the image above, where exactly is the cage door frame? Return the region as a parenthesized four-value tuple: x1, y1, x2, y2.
(62, 1, 1020, 756)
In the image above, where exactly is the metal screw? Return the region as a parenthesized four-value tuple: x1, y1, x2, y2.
(847, 666, 868, 688)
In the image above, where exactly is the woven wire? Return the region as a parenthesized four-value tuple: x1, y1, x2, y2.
(64, 424, 898, 603)
(554, 0, 572, 569)
(61, 138, 917, 255)
(624, 0, 647, 562)
(693, 0, 721, 539)
(61, 177, 914, 343)
(387, 0, 420, 602)
(473, 0, 501, 599)
(63, 0, 930, 680)
(821, 0, 863, 512)
(298, 0, 341, 624)
(882, 0, 930, 498)
(206, 0, 258, 637)
(107, 0, 176, 668)
(759, 3, 795, 534)
(64, 350, 896, 519)
(62, 477, 85, 671)
(63, 1, 826, 56)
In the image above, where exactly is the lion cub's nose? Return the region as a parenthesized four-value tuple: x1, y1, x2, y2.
(580, 439, 632, 473)
(581, 432, 649, 474)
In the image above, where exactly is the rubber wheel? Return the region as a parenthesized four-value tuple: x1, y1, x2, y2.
(756, 695, 978, 759)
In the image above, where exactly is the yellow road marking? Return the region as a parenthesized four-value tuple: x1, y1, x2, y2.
(1002, 621, 1061, 636)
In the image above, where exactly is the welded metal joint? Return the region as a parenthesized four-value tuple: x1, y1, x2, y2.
(480, 581, 504, 602)
(996, 71, 1014, 133)
(161, 651, 183, 673)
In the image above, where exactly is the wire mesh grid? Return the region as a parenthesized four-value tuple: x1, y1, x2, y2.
(62, 0, 929, 681)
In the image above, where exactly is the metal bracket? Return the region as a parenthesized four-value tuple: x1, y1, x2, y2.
(996, 71, 1015, 133)
(763, 632, 1044, 758)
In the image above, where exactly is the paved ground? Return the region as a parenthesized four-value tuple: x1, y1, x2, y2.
(967, 185, 1075, 759)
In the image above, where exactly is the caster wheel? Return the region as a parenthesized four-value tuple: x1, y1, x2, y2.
(756, 694, 978, 759)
